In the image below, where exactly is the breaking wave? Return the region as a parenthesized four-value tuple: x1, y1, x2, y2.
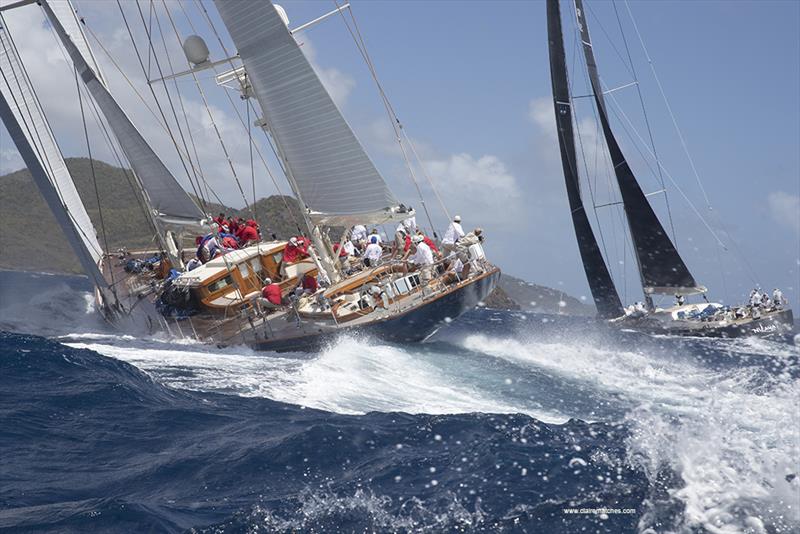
(1, 270, 798, 533)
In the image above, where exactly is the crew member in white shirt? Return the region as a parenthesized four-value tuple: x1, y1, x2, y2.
(409, 235, 434, 280)
(368, 228, 382, 245)
(441, 215, 465, 254)
(363, 236, 383, 267)
(351, 224, 367, 244)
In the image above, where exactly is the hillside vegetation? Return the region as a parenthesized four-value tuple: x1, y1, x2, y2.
(1, 158, 592, 315)
(0, 158, 301, 273)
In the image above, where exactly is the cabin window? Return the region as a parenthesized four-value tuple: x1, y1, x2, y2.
(250, 258, 262, 273)
(208, 275, 233, 293)
(394, 278, 410, 294)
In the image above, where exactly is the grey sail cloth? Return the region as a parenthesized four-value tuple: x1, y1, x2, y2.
(49, 0, 105, 84)
(574, 0, 700, 295)
(214, 0, 399, 217)
(0, 80, 109, 293)
(0, 18, 104, 267)
(41, 1, 204, 223)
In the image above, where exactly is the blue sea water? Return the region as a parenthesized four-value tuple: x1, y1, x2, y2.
(0, 270, 798, 533)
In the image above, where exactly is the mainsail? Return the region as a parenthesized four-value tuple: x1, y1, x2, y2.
(213, 0, 401, 224)
(546, 0, 623, 318)
(0, 15, 107, 291)
(574, 0, 702, 296)
(40, 0, 205, 225)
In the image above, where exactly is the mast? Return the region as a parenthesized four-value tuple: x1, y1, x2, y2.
(0, 90, 115, 306)
(212, 0, 411, 282)
(546, 0, 623, 318)
(40, 0, 205, 266)
(0, 13, 116, 310)
(573, 0, 703, 304)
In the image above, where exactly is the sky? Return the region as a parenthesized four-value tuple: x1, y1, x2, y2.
(1, 0, 798, 309)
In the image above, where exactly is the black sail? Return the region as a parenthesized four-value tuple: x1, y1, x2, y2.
(546, 0, 624, 318)
(574, 0, 702, 295)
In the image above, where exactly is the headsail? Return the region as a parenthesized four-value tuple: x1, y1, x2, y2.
(40, 0, 205, 226)
(574, 0, 703, 296)
(0, 16, 106, 288)
(213, 0, 401, 224)
(48, 0, 105, 84)
(546, 0, 623, 318)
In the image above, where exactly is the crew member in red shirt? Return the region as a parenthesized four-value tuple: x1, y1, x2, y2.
(238, 220, 259, 246)
(402, 231, 440, 256)
(301, 272, 318, 294)
(260, 277, 283, 310)
(283, 236, 310, 263)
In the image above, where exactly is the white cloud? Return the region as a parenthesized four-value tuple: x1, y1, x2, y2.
(528, 96, 555, 137)
(424, 153, 522, 223)
(767, 191, 800, 234)
(0, 148, 23, 174)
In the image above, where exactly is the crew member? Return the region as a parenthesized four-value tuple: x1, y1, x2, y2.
(368, 228, 382, 245)
(260, 277, 283, 310)
(408, 235, 434, 280)
(351, 224, 367, 244)
(773, 288, 785, 309)
(283, 236, 310, 263)
(363, 235, 383, 267)
(238, 220, 260, 247)
(301, 272, 318, 295)
(441, 215, 465, 254)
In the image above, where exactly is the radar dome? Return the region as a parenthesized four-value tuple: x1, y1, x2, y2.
(183, 35, 210, 66)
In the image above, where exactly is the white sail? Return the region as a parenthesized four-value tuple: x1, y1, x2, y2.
(0, 19, 104, 266)
(214, 0, 402, 223)
(49, 0, 105, 84)
(40, 0, 205, 224)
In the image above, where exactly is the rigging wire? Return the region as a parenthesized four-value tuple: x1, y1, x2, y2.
(50, 5, 163, 245)
(333, 0, 448, 237)
(151, 0, 208, 211)
(622, 0, 711, 208)
(0, 17, 108, 263)
(569, 29, 616, 288)
(185, 0, 304, 234)
(130, 0, 207, 208)
(148, 0, 254, 222)
(80, 19, 226, 207)
(623, 0, 755, 292)
(74, 66, 118, 293)
(610, 0, 677, 246)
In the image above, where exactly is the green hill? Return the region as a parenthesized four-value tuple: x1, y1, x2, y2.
(1, 158, 592, 315)
(0, 158, 302, 273)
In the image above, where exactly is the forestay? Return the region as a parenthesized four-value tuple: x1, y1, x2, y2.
(214, 0, 401, 223)
(0, 17, 104, 268)
(574, 0, 703, 295)
(40, 0, 205, 225)
(48, 0, 105, 84)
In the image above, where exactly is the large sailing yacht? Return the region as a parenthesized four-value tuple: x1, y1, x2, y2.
(0, 0, 499, 350)
(546, 0, 793, 337)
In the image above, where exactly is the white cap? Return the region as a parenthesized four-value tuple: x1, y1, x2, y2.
(412, 235, 424, 244)
(264, 277, 272, 285)
(454, 215, 461, 222)
(289, 237, 298, 245)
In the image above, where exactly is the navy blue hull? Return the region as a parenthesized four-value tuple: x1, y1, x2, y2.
(250, 269, 501, 352)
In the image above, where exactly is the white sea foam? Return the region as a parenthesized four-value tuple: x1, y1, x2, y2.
(458, 333, 800, 533)
(64, 335, 566, 423)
